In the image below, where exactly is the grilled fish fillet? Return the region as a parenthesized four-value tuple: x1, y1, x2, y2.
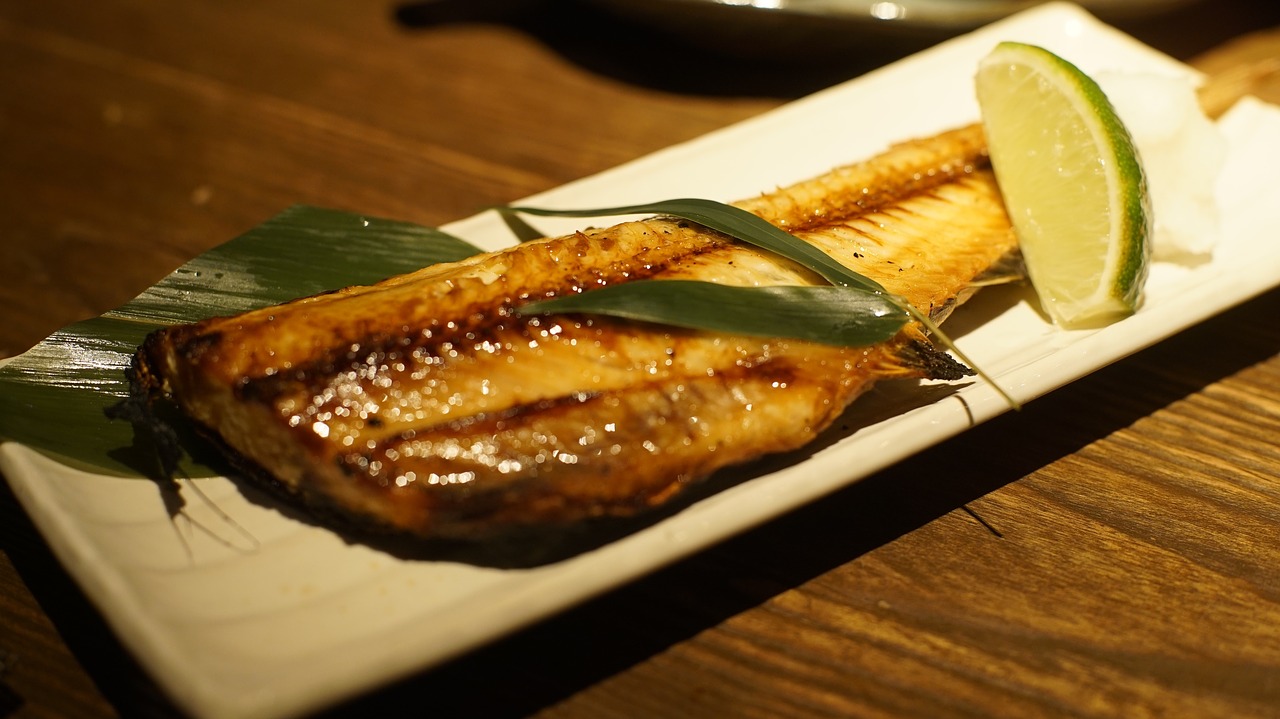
(133, 122, 1018, 541)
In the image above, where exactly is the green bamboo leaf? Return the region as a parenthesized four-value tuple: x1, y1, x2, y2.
(517, 280, 907, 346)
(118, 205, 484, 323)
(0, 205, 484, 477)
(503, 199, 889, 293)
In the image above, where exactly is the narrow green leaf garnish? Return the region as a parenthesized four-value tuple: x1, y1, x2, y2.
(506, 199, 1017, 408)
(517, 280, 908, 345)
(504, 199, 887, 293)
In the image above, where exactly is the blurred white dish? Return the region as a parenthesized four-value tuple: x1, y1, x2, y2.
(585, 0, 1203, 57)
(593, 0, 1201, 29)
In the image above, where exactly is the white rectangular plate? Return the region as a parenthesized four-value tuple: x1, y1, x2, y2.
(6, 3, 1280, 718)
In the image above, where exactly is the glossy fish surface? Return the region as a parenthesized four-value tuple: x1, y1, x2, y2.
(134, 123, 1019, 541)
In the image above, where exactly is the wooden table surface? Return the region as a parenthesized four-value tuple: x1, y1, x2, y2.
(4, 1, 1280, 717)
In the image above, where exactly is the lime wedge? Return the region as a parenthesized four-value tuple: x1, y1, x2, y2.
(976, 42, 1151, 328)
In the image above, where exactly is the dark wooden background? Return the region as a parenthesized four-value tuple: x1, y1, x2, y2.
(3, 1, 1280, 717)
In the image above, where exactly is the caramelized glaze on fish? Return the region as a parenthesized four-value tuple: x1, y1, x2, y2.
(133, 123, 1019, 540)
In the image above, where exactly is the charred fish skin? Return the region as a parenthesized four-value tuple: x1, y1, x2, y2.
(135, 123, 1017, 541)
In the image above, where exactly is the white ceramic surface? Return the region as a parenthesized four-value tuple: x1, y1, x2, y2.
(5, 4, 1280, 719)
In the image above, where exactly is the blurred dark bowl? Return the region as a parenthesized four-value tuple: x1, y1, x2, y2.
(580, 0, 1206, 60)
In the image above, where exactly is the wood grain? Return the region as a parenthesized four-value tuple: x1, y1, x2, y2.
(2, 2, 1280, 717)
